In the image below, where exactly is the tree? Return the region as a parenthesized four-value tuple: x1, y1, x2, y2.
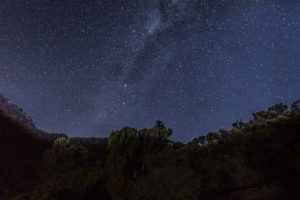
(106, 121, 173, 199)
(252, 111, 268, 122)
(155, 120, 166, 130)
(37, 138, 94, 199)
(198, 136, 206, 146)
(232, 120, 244, 129)
(252, 103, 288, 122)
(152, 120, 172, 139)
(266, 103, 288, 117)
(206, 132, 219, 145)
(132, 148, 201, 200)
(291, 100, 300, 113)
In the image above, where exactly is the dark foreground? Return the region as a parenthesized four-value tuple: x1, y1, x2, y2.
(1, 101, 300, 200)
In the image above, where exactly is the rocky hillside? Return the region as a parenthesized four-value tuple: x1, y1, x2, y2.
(0, 95, 36, 131)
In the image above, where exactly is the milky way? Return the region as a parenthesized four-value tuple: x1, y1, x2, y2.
(0, 0, 300, 142)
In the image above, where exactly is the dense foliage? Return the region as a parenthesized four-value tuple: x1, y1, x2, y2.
(1, 101, 300, 200)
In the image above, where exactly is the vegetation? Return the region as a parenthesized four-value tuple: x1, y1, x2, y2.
(1, 101, 300, 200)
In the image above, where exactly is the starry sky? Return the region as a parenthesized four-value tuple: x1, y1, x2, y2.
(0, 0, 300, 142)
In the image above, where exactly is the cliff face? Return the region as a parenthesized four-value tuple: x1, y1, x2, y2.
(0, 94, 69, 142)
(0, 94, 36, 131)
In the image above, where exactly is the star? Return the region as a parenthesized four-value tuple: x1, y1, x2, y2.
(0, 0, 299, 142)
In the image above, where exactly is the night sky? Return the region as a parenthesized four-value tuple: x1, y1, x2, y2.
(0, 0, 300, 142)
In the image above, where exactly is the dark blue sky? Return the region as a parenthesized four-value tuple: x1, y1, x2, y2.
(0, 0, 299, 142)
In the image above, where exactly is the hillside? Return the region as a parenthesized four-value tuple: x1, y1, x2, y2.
(0, 97, 299, 200)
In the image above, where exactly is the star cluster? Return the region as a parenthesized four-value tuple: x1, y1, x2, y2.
(0, 0, 299, 142)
